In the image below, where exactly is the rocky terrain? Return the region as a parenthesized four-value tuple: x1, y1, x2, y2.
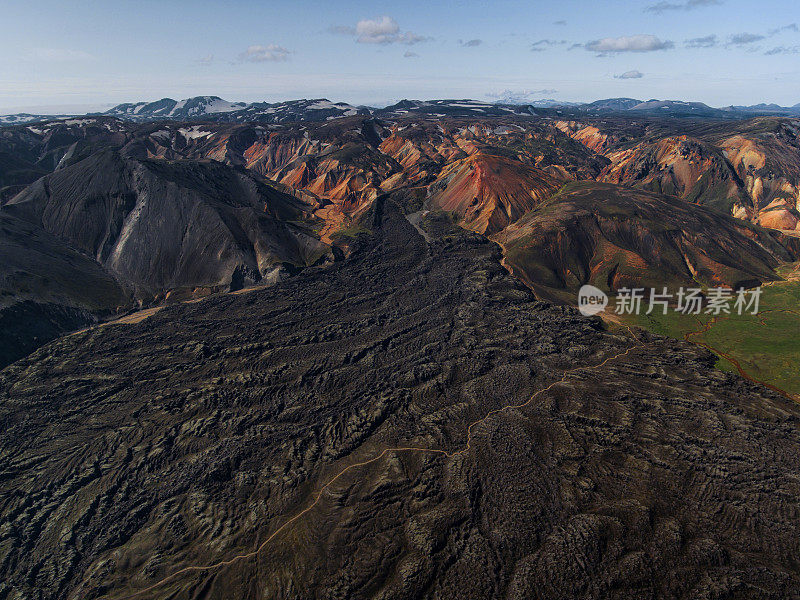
(1, 202, 799, 599)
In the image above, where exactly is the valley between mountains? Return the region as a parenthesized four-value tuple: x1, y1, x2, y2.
(2, 100, 800, 599)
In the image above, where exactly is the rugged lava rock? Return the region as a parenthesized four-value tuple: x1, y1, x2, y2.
(1, 201, 800, 600)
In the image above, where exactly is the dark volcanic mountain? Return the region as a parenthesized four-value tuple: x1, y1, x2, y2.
(6, 149, 330, 299)
(0, 148, 331, 367)
(2, 111, 800, 370)
(1, 201, 799, 599)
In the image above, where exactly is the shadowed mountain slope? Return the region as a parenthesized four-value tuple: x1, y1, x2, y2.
(0, 211, 128, 367)
(1, 201, 800, 600)
(6, 150, 331, 299)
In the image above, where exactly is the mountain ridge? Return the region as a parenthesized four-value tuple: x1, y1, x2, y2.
(6, 96, 799, 127)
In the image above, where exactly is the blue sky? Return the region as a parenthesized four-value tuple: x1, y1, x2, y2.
(2, 0, 799, 112)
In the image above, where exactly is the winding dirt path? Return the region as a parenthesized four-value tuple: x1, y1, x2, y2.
(114, 329, 644, 599)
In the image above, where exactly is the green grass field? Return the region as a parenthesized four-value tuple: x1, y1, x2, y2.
(614, 264, 800, 400)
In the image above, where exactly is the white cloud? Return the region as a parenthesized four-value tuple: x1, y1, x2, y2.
(614, 70, 644, 79)
(531, 39, 568, 52)
(356, 16, 400, 43)
(728, 33, 766, 46)
(330, 16, 431, 45)
(723, 24, 799, 49)
(645, 0, 722, 12)
(396, 32, 431, 45)
(404, 51, 419, 58)
(685, 35, 718, 48)
(238, 45, 292, 62)
(585, 35, 674, 55)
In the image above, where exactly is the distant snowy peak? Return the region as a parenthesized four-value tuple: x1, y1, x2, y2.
(526, 99, 583, 108)
(174, 96, 248, 117)
(375, 99, 539, 118)
(104, 96, 248, 121)
(7, 96, 800, 129)
(629, 99, 713, 112)
(102, 96, 368, 124)
(580, 98, 643, 112)
(0, 113, 73, 125)
(223, 99, 369, 123)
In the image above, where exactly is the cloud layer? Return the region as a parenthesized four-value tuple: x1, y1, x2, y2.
(685, 35, 718, 48)
(728, 32, 766, 46)
(765, 45, 800, 55)
(486, 89, 559, 103)
(531, 39, 568, 52)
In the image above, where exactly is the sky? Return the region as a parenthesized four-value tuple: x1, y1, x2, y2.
(2, 0, 799, 113)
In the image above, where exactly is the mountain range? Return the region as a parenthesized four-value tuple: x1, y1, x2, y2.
(3, 95, 800, 127)
(1, 107, 799, 368)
